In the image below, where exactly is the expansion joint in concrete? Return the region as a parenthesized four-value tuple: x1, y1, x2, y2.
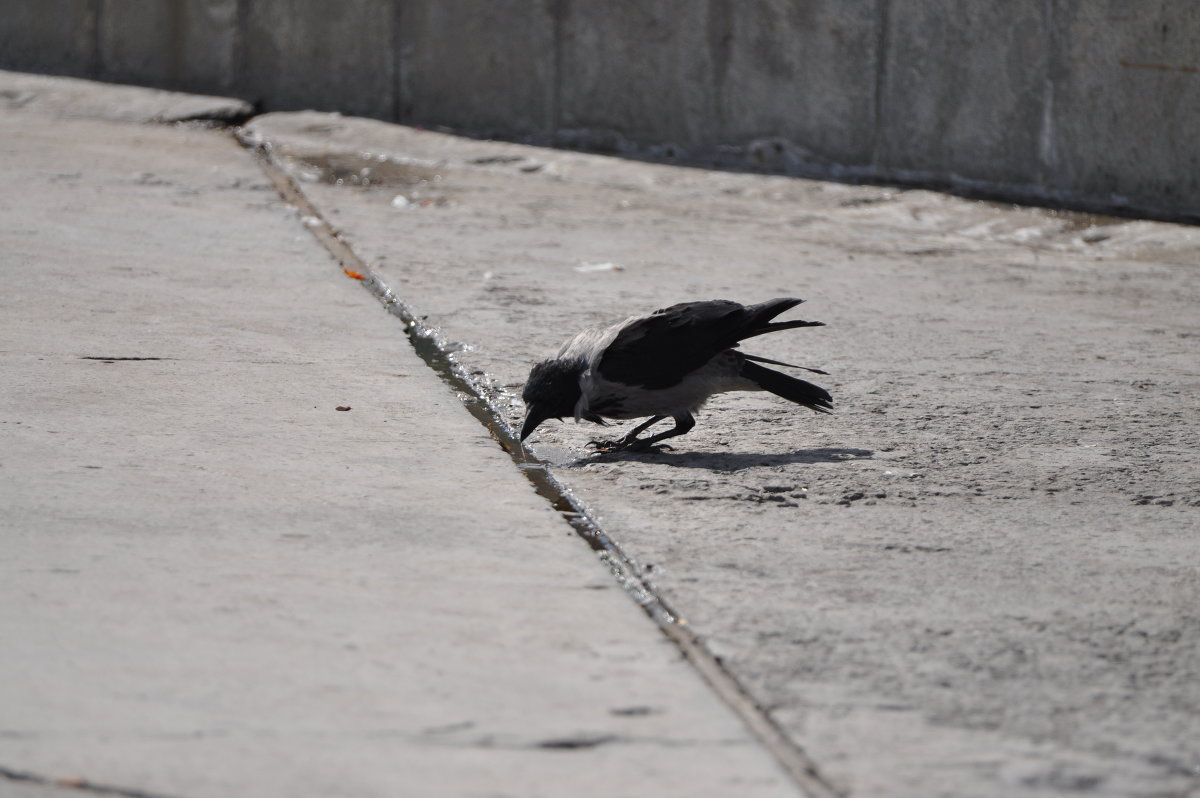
(0, 764, 187, 798)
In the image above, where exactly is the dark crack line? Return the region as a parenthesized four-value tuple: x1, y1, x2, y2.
(414, 733, 754, 750)
(237, 128, 844, 798)
(0, 765, 186, 798)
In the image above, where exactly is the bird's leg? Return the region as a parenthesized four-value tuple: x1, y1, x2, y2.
(589, 413, 696, 452)
(625, 413, 696, 452)
(586, 416, 666, 452)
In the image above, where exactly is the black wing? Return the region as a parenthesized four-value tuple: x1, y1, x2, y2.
(597, 298, 822, 390)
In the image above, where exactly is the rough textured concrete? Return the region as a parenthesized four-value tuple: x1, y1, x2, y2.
(1048, 0, 1200, 212)
(558, 1, 716, 149)
(247, 109, 1200, 798)
(877, 0, 1050, 186)
(97, 0, 240, 95)
(2, 1, 1197, 218)
(0, 76, 797, 798)
(398, 0, 557, 133)
(241, 0, 396, 118)
(0, 69, 252, 123)
(0, 0, 96, 76)
(714, 0, 880, 167)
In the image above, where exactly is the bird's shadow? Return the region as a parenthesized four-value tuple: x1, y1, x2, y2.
(573, 446, 874, 470)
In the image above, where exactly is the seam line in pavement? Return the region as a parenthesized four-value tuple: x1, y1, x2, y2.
(0, 764, 187, 798)
(234, 128, 844, 798)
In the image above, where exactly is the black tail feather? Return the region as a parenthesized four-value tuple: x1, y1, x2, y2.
(742, 360, 833, 414)
(741, 353, 829, 375)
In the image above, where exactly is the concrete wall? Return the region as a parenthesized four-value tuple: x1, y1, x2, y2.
(2, 0, 1196, 220)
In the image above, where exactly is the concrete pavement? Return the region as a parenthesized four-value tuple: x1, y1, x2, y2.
(0, 73, 799, 798)
(3, 70, 1199, 798)
(244, 109, 1200, 797)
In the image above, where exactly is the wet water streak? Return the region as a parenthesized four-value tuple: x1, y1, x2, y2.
(378, 281, 676, 624)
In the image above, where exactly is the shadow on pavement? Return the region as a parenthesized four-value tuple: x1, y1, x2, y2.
(577, 447, 874, 470)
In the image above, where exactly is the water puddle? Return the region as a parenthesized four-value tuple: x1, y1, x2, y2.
(982, 201, 1131, 234)
(284, 150, 443, 188)
(1043, 209, 1133, 244)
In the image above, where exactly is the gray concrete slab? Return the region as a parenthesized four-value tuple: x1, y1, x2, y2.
(247, 109, 1200, 798)
(0, 69, 251, 123)
(0, 78, 798, 798)
(714, 0, 880, 166)
(1048, 0, 1200, 212)
(558, 1, 717, 150)
(398, 0, 557, 134)
(0, 0, 96, 76)
(877, 0, 1049, 186)
(97, 0, 240, 95)
(240, 0, 396, 118)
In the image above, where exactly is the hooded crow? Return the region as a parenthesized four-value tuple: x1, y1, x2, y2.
(520, 297, 832, 451)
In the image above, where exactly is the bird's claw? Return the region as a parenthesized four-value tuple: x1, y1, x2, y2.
(586, 439, 674, 453)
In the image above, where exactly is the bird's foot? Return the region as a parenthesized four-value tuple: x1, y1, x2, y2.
(585, 438, 628, 453)
(586, 438, 673, 453)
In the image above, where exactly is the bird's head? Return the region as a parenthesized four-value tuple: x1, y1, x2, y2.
(520, 358, 584, 441)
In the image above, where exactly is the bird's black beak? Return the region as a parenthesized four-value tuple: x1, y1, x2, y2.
(520, 404, 551, 442)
